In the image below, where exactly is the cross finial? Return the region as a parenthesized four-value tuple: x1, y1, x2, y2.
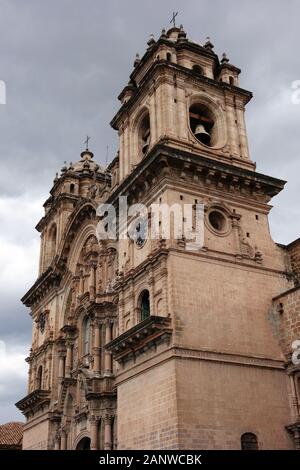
(84, 135, 91, 150)
(170, 11, 178, 28)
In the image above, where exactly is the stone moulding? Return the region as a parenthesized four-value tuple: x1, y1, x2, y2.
(15, 389, 51, 416)
(106, 315, 172, 363)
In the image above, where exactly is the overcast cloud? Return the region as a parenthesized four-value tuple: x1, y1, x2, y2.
(0, 0, 300, 423)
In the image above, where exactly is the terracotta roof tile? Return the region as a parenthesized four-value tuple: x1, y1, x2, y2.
(0, 422, 24, 446)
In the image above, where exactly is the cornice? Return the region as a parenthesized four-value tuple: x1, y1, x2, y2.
(111, 61, 252, 130)
(107, 143, 286, 205)
(21, 267, 61, 308)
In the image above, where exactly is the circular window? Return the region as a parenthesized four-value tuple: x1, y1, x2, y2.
(208, 210, 227, 233)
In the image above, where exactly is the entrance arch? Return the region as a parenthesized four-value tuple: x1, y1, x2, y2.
(76, 436, 91, 450)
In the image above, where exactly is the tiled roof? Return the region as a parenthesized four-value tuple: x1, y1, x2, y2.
(0, 421, 24, 447)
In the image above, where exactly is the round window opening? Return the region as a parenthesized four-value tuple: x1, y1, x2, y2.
(189, 103, 217, 147)
(208, 210, 227, 232)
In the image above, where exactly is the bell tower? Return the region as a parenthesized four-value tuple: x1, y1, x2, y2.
(111, 25, 254, 184)
(107, 26, 294, 450)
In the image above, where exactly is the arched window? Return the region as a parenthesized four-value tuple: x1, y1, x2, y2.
(166, 52, 172, 61)
(138, 112, 151, 156)
(70, 183, 75, 193)
(192, 64, 204, 75)
(140, 290, 150, 321)
(82, 316, 90, 355)
(36, 365, 43, 389)
(229, 76, 234, 85)
(241, 432, 259, 450)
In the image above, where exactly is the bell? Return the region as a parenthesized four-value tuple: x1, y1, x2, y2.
(194, 124, 211, 145)
(142, 130, 150, 154)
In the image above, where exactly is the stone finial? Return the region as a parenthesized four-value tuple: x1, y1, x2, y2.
(204, 36, 214, 50)
(147, 33, 156, 49)
(161, 28, 167, 39)
(177, 24, 187, 42)
(53, 172, 59, 184)
(61, 161, 67, 174)
(133, 53, 141, 68)
(221, 52, 229, 64)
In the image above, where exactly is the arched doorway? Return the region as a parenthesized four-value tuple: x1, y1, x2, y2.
(76, 437, 91, 450)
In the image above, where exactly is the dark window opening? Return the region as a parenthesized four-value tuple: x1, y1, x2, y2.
(166, 52, 171, 61)
(192, 64, 204, 75)
(209, 211, 226, 232)
(229, 76, 234, 85)
(189, 103, 214, 147)
(241, 433, 258, 450)
(140, 290, 150, 321)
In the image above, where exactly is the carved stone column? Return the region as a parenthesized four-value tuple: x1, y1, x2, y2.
(93, 320, 101, 374)
(79, 270, 84, 296)
(89, 263, 96, 302)
(148, 272, 155, 315)
(54, 433, 60, 450)
(289, 373, 300, 420)
(58, 353, 65, 397)
(58, 354, 65, 379)
(90, 415, 99, 450)
(104, 319, 112, 375)
(60, 430, 67, 450)
(104, 415, 113, 450)
(65, 343, 72, 378)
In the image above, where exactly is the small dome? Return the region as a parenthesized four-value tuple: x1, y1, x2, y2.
(72, 150, 105, 174)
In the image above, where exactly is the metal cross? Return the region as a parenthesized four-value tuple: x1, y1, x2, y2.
(84, 135, 91, 150)
(170, 11, 178, 28)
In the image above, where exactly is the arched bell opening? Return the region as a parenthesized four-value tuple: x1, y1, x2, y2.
(189, 102, 216, 147)
(139, 112, 151, 156)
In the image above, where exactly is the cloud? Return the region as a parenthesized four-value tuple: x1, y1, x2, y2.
(0, 0, 300, 424)
(0, 340, 28, 422)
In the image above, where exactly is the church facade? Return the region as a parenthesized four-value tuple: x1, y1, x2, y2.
(16, 26, 300, 450)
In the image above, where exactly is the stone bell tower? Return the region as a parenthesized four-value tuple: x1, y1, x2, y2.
(107, 25, 295, 449)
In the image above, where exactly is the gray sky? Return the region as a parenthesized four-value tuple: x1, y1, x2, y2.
(0, 0, 300, 423)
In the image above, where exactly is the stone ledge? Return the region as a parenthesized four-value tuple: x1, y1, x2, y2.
(106, 315, 172, 363)
(15, 389, 51, 415)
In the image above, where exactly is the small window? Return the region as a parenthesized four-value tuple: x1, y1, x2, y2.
(229, 76, 234, 85)
(140, 290, 150, 321)
(70, 183, 75, 193)
(192, 64, 204, 75)
(241, 433, 258, 450)
(166, 52, 172, 61)
(82, 316, 90, 355)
